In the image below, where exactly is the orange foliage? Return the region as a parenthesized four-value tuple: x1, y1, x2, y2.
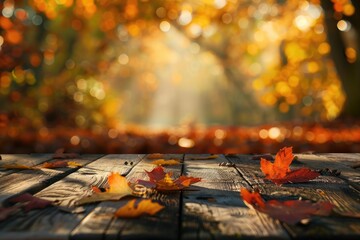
(260, 147, 320, 185)
(114, 199, 164, 218)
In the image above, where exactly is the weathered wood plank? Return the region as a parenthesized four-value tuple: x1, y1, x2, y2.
(299, 153, 360, 190)
(0, 154, 103, 205)
(35, 154, 144, 207)
(227, 154, 360, 239)
(96, 154, 183, 240)
(181, 154, 289, 240)
(0, 154, 142, 240)
(0, 154, 52, 178)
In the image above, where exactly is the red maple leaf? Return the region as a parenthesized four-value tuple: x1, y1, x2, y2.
(240, 188, 334, 224)
(260, 147, 320, 185)
(139, 166, 201, 191)
(145, 166, 167, 182)
(9, 193, 52, 212)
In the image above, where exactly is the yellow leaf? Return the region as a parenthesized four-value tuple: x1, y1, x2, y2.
(114, 199, 164, 218)
(107, 172, 133, 194)
(151, 159, 180, 166)
(67, 161, 83, 168)
(76, 173, 133, 205)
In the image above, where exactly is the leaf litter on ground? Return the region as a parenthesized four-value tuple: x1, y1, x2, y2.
(137, 166, 201, 191)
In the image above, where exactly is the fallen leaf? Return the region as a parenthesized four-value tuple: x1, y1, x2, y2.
(187, 155, 219, 160)
(67, 161, 83, 167)
(145, 166, 167, 182)
(240, 188, 334, 225)
(151, 159, 180, 166)
(0, 164, 35, 170)
(0, 206, 20, 221)
(77, 172, 133, 205)
(147, 153, 164, 159)
(9, 193, 53, 212)
(175, 175, 202, 186)
(139, 166, 201, 191)
(114, 199, 164, 218)
(107, 172, 133, 194)
(39, 160, 82, 169)
(52, 148, 79, 159)
(260, 147, 320, 185)
(240, 188, 265, 208)
(40, 160, 68, 168)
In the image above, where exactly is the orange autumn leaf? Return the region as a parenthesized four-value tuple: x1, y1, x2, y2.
(77, 173, 133, 205)
(39, 160, 82, 169)
(114, 199, 164, 218)
(147, 153, 164, 159)
(151, 159, 180, 166)
(240, 188, 265, 208)
(139, 166, 201, 191)
(260, 147, 320, 185)
(107, 172, 133, 194)
(240, 188, 334, 225)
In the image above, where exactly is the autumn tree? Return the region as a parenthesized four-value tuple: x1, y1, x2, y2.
(0, 0, 355, 129)
(321, 0, 360, 118)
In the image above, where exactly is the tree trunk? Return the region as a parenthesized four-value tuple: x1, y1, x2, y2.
(321, 0, 360, 118)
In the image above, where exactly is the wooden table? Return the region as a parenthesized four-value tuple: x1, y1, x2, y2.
(0, 153, 359, 239)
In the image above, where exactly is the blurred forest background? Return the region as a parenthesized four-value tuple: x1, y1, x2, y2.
(0, 0, 360, 154)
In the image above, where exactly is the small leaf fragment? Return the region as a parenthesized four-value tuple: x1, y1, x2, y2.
(147, 153, 164, 159)
(114, 199, 164, 218)
(39, 160, 82, 169)
(9, 193, 52, 212)
(151, 159, 180, 166)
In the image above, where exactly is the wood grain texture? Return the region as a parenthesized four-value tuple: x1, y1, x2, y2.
(298, 153, 360, 190)
(227, 154, 360, 239)
(181, 154, 289, 240)
(74, 154, 183, 240)
(0, 154, 141, 240)
(0, 154, 52, 178)
(0, 154, 359, 240)
(0, 154, 102, 206)
(105, 154, 183, 240)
